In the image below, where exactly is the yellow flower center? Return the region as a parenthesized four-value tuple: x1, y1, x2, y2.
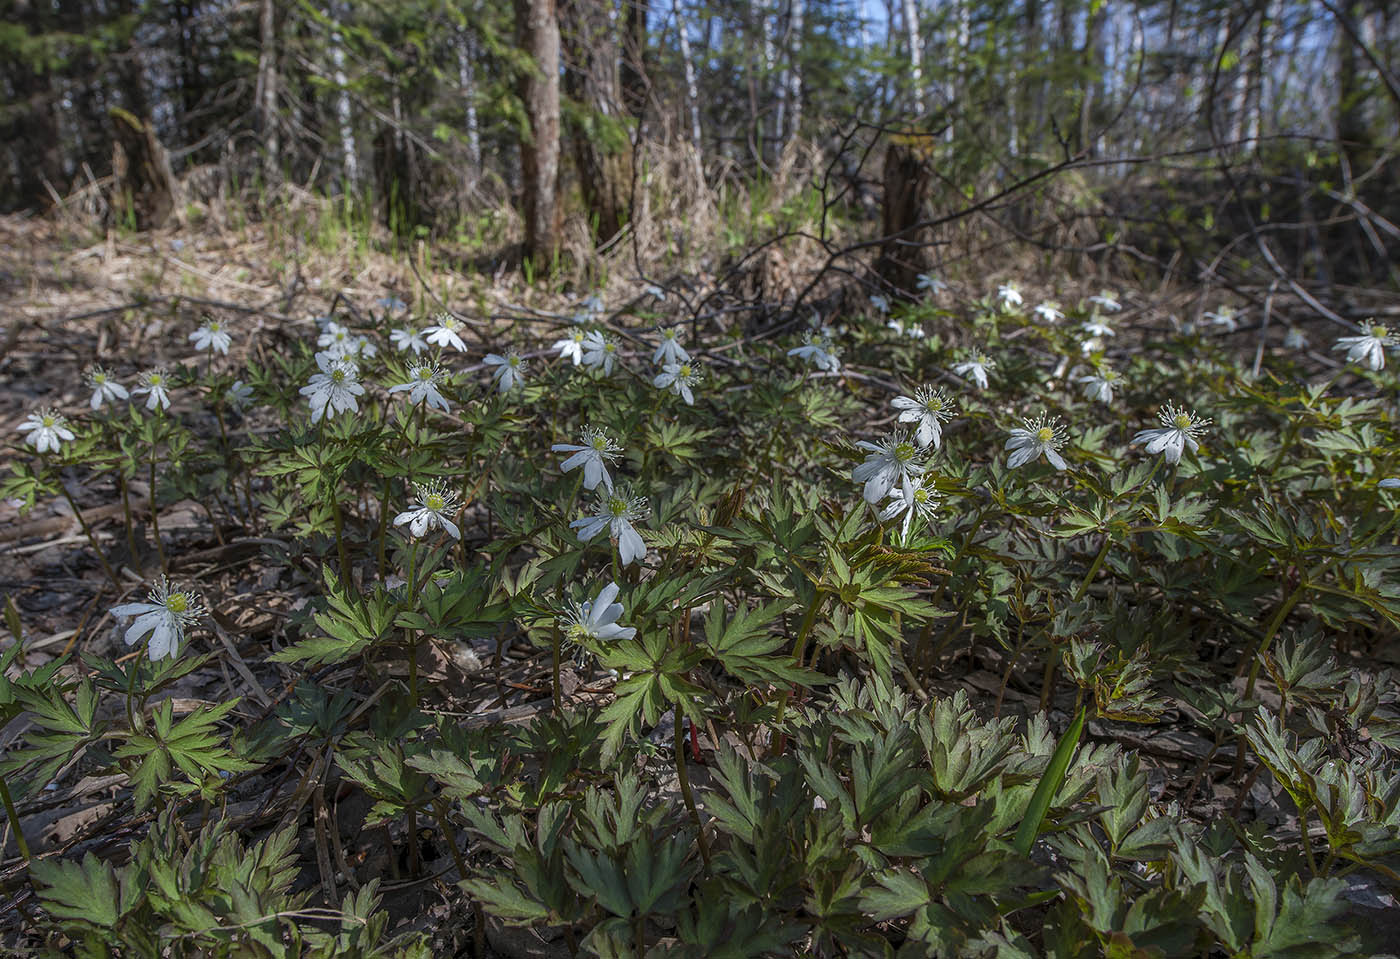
(573, 331, 584, 342)
(149, 375, 163, 386)
(913, 488, 929, 504)
(425, 493, 445, 511)
(508, 356, 520, 368)
(330, 370, 345, 384)
(678, 364, 691, 377)
(94, 373, 106, 384)
(417, 368, 432, 380)
(607, 497, 627, 517)
(895, 442, 916, 461)
(1035, 426, 1055, 443)
(1369, 324, 1388, 339)
(1173, 413, 1192, 429)
(42, 415, 56, 427)
(590, 435, 608, 451)
(604, 343, 616, 353)
(167, 594, 188, 614)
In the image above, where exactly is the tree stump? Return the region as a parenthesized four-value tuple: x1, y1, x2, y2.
(109, 108, 177, 231)
(875, 136, 932, 296)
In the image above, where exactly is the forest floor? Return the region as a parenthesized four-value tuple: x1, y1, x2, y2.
(4, 208, 1400, 955)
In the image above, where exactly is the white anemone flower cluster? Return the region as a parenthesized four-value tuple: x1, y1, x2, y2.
(553, 426, 622, 493)
(1204, 307, 1240, 333)
(318, 320, 376, 360)
(1005, 414, 1069, 470)
(890, 385, 956, 450)
(1334, 322, 1398, 371)
(18, 408, 75, 454)
(1034, 302, 1064, 323)
(1089, 292, 1122, 312)
(300, 354, 364, 423)
(997, 284, 1023, 309)
(111, 577, 206, 661)
(917, 273, 948, 295)
(394, 480, 461, 540)
(571, 486, 649, 566)
(1132, 402, 1212, 464)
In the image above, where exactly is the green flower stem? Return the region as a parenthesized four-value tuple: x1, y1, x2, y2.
(0, 773, 31, 860)
(330, 496, 352, 588)
(674, 708, 711, 869)
(551, 624, 564, 715)
(406, 542, 419, 707)
(57, 482, 122, 589)
(148, 454, 168, 573)
(1075, 457, 1164, 602)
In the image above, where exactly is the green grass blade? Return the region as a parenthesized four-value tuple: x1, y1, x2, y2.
(1013, 705, 1087, 857)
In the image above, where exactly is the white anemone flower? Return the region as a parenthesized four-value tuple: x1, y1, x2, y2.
(1132, 402, 1212, 465)
(190, 318, 232, 354)
(787, 330, 841, 372)
(890, 385, 956, 449)
(852, 430, 925, 504)
(317, 321, 357, 355)
(86, 366, 129, 410)
(654, 360, 701, 405)
(554, 328, 588, 365)
(1204, 307, 1240, 333)
(561, 581, 637, 644)
(394, 480, 461, 540)
(1006, 414, 1069, 470)
(869, 294, 891, 314)
(1034, 302, 1064, 323)
(388, 362, 451, 412)
(571, 487, 649, 566)
(423, 314, 469, 352)
(377, 296, 408, 313)
(1089, 292, 1122, 312)
(952, 352, 995, 390)
(1076, 367, 1124, 404)
(133, 368, 173, 411)
(300, 354, 364, 423)
(483, 352, 527, 393)
(18, 408, 75, 454)
(580, 331, 620, 375)
(879, 478, 939, 541)
(997, 284, 1023, 309)
(580, 293, 606, 319)
(1283, 327, 1309, 350)
(652, 327, 690, 367)
(552, 426, 622, 492)
(110, 577, 206, 661)
(643, 283, 666, 300)
(391, 327, 429, 355)
(226, 380, 254, 410)
(917, 274, 947, 294)
(1333, 322, 1398, 371)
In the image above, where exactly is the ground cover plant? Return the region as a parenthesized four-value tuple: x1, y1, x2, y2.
(3, 236, 1400, 956)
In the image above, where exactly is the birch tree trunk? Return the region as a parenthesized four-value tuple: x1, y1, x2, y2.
(456, 28, 482, 184)
(902, 0, 923, 116)
(330, 14, 358, 192)
(516, 0, 563, 271)
(673, 0, 704, 160)
(255, 0, 280, 182)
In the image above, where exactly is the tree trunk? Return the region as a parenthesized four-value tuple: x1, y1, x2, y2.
(255, 0, 280, 183)
(331, 16, 358, 192)
(673, 0, 704, 164)
(876, 138, 930, 294)
(620, 0, 649, 118)
(902, 0, 923, 116)
(516, 0, 563, 271)
(562, 0, 629, 243)
(109, 108, 177, 230)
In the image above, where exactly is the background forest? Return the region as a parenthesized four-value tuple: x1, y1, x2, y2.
(4, 1, 1400, 957)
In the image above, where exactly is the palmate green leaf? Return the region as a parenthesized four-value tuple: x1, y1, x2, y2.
(459, 875, 553, 923)
(701, 599, 822, 688)
(114, 698, 252, 812)
(270, 569, 398, 666)
(31, 851, 137, 930)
